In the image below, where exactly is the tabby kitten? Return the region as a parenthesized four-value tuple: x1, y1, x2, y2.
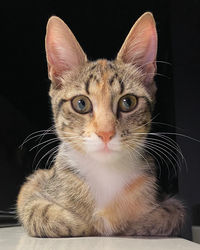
(17, 12, 185, 237)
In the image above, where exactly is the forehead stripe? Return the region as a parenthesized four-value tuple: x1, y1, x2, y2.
(109, 73, 124, 94)
(119, 78, 124, 94)
(85, 74, 93, 94)
(109, 73, 118, 86)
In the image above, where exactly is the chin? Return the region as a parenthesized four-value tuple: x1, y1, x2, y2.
(87, 148, 122, 163)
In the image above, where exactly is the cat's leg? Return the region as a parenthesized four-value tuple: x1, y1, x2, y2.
(18, 198, 93, 237)
(125, 197, 185, 236)
(17, 169, 94, 237)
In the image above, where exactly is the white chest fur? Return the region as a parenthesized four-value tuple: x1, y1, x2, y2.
(60, 144, 145, 208)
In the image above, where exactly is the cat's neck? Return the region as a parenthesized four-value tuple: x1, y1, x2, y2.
(57, 142, 147, 208)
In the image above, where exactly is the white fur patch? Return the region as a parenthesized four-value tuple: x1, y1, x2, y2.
(59, 133, 146, 209)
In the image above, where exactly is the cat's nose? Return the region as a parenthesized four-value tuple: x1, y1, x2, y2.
(96, 130, 115, 143)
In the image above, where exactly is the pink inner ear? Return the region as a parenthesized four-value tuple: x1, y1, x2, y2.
(123, 26, 157, 68)
(47, 40, 76, 75)
(117, 13, 157, 80)
(45, 16, 87, 84)
(142, 33, 157, 64)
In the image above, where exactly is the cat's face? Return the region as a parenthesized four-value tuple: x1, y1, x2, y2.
(50, 60, 153, 161)
(45, 12, 157, 162)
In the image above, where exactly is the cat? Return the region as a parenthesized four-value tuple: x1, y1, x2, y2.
(17, 12, 185, 237)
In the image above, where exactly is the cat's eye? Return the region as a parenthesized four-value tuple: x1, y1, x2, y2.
(71, 95, 92, 114)
(118, 94, 137, 113)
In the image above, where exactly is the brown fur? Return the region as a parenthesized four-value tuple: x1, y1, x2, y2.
(17, 12, 185, 237)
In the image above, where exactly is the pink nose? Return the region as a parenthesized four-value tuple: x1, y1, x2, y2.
(96, 130, 115, 143)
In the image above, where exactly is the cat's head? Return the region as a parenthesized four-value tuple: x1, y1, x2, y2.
(45, 12, 157, 162)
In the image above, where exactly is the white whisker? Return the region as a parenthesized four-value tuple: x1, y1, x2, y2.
(45, 145, 60, 169)
(131, 113, 160, 133)
(29, 138, 59, 151)
(32, 139, 59, 168)
(34, 146, 58, 170)
(19, 128, 55, 149)
(125, 131, 187, 177)
(144, 141, 179, 177)
(124, 142, 151, 171)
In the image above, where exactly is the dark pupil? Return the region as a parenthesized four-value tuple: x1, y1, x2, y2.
(78, 99, 86, 110)
(123, 98, 132, 109)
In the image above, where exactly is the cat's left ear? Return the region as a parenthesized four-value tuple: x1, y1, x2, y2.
(45, 16, 87, 89)
(117, 12, 157, 86)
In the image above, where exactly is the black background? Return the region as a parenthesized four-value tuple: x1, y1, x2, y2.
(0, 1, 200, 239)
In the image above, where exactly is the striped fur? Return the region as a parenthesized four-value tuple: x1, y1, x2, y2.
(17, 12, 185, 237)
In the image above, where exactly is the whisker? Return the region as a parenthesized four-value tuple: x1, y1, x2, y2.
(29, 138, 59, 151)
(125, 133, 186, 177)
(134, 132, 200, 144)
(125, 143, 151, 171)
(142, 136, 185, 161)
(131, 113, 160, 133)
(155, 60, 172, 66)
(32, 139, 59, 169)
(151, 121, 184, 131)
(124, 144, 135, 163)
(45, 145, 60, 169)
(155, 132, 200, 144)
(127, 139, 172, 175)
(144, 141, 180, 176)
(133, 134, 185, 162)
(19, 128, 55, 149)
(37, 125, 56, 144)
(126, 140, 162, 175)
(20, 134, 41, 148)
(34, 146, 58, 170)
(135, 60, 172, 71)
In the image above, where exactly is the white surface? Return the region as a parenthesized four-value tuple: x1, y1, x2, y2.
(192, 226, 200, 244)
(0, 226, 199, 250)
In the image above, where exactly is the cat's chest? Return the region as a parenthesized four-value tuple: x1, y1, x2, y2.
(83, 162, 138, 208)
(67, 151, 142, 209)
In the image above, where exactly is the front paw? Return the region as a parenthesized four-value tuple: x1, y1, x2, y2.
(92, 210, 114, 236)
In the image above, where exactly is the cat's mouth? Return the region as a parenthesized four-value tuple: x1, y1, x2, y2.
(92, 142, 121, 157)
(88, 146, 120, 163)
(99, 144, 114, 153)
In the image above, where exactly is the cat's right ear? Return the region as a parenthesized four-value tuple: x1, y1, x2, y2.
(45, 16, 87, 89)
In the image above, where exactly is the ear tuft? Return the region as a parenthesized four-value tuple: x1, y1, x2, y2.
(117, 12, 157, 85)
(45, 16, 87, 89)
